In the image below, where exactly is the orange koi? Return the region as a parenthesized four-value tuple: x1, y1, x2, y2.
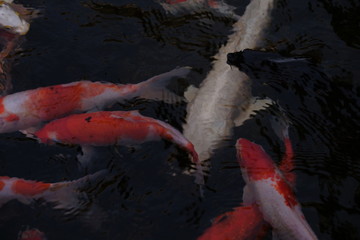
(18, 228, 46, 240)
(0, 67, 190, 133)
(34, 111, 202, 179)
(236, 138, 318, 240)
(0, 170, 106, 211)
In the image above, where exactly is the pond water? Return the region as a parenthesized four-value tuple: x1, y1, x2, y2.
(1, 0, 359, 239)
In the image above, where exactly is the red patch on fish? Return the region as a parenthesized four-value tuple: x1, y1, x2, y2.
(5, 113, 19, 122)
(0, 180, 4, 191)
(207, 0, 218, 7)
(198, 204, 268, 240)
(0, 97, 4, 114)
(25, 83, 83, 120)
(273, 178, 298, 208)
(19, 228, 46, 240)
(12, 180, 51, 196)
(236, 138, 276, 180)
(36, 111, 152, 145)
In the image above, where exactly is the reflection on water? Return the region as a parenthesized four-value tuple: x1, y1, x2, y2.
(0, 0, 359, 239)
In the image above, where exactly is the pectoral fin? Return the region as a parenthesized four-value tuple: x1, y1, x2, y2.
(234, 97, 275, 127)
(20, 125, 43, 139)
(242, 184, 255, 205)
(184, 84, 199, 103)
(77, 145, 95, 168)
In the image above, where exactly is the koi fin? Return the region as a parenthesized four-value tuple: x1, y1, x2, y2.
(272, 230, 281, 240)
(19, 125, 42, 138)
(270, 115, 296, 185)
(270, 114, 290, 142)
(234, 97, 275, 127)
(137, 66, 191, 104)
(242, 184, 255, 205)
(42, 169, 108, 213)
(77, 145, 95, 169)
(157, 0, 237, 17)
(184, 84, 198, 103)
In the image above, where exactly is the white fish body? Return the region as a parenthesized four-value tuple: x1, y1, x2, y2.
(183, 0, 275, 163)
(0, 3, 29, 35)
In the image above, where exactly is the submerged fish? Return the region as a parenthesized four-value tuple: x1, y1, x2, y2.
(0, 67, 190, 133)
(163, 0, 275, 183)
(198, 204, 268, 240)
(34, 111, 201, 177)
(236, 138, 318, 240)
(18, 228, 47, 240)
(0, 170, 106, 212)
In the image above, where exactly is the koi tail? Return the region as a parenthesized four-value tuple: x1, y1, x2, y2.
(270, 114, 290, 141)
(156, 0, 237, 17)
(136, 66, 191, 104)
(270, 115, 295, 185)
(42, 170, 107, 213)
(182, 141, 206, 188)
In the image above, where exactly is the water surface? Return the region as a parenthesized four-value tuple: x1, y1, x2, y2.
(1, 0, 359, 239)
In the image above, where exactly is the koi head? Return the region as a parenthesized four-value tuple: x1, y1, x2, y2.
(236, 138, 276, 181)
(0, 3, 30, 35)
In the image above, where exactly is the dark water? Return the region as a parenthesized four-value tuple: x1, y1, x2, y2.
(1, 0, 359, 239)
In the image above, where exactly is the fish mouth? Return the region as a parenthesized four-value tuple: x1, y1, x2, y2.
(226, 52, 245, 70)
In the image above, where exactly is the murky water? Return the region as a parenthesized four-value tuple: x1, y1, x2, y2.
(0, 0, 359, 239)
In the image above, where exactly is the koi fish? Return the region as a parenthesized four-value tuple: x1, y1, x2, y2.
(198, 117, 293, 240)
(0, 170, 106, 212)
(236, 138, 318, 240)
(18, 228, 46, 240)
(34, 111, 202, 180)
(0, 67, 190, 133)
(198, 204, 268, 240)
(163, 0, 275, 185)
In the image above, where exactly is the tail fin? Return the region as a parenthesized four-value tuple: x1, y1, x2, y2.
(270, 115, 290, 141)
(136, 66, 191, 104)
(42, 170, 108, 213)
(270, 115, 295, 185)
(157, 0, 237, 16)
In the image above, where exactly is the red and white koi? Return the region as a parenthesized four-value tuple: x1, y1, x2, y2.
(34, 110, 202, 180)
(236, 138, 318, 240)
(0, 170, 106, 211)
(198, 203, 268, 240)
(18, 228, 47, 240)
(0, 67, 190, 133)
(198, 119, 294, 240)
